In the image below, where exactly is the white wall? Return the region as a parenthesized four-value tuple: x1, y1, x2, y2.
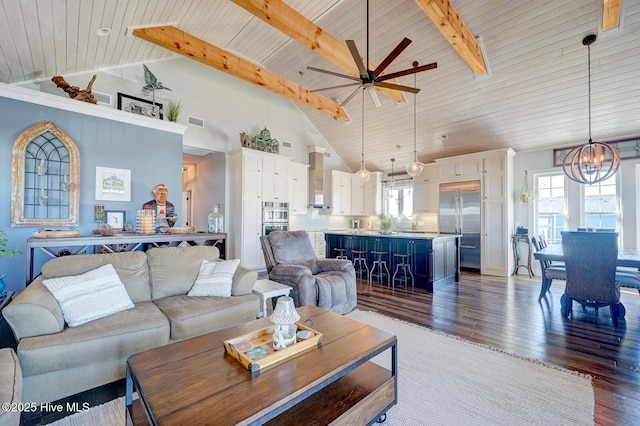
(514, 148, 639, 249)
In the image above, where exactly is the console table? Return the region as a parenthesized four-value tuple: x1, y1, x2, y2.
(25, 232, 226, 285)
(512, 234, 534, 277)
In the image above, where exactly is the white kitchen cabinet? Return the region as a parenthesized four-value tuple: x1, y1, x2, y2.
(437, 157, 482, 182)
(435, 148, 515, 277)
(480, 150, 514, 276)
(326, 170, 352, 215)
(230, 148, 291, 269)
(363, 172, 382, 216)
(351, 171, 381, 216)
(306, 231, 326, 259)
(351, 175, 364, 215)
(262, 155, 289, 202)
(288, 162, 308, 215)
(413, 164, 438, 214)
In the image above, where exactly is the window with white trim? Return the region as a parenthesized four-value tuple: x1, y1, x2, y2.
(583, 176, 619, 231)
(535, 173, 566, 244)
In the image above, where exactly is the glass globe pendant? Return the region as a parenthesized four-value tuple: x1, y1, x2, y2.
(406, 63, 424, 177)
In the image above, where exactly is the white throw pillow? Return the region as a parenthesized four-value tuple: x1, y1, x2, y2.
(187, 259, 241, 297)
(42, 264, 134, 327)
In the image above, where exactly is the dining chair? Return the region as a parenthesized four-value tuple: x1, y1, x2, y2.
(531, 236, 566, 301)
(560, 231, 625, 327)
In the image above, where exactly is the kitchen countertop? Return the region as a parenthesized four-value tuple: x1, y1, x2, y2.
(323, 230, 461, 240)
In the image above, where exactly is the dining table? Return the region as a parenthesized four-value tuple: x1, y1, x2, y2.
(533, 244, 640, 269)
(533, 244, 640, 300)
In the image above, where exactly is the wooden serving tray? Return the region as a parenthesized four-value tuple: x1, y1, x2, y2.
(224, 322, 323, 373)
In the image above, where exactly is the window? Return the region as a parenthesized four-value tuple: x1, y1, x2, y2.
(384, 179, 413, 219)
(535, 173, 565, 244)
(583, 176, 619, 230)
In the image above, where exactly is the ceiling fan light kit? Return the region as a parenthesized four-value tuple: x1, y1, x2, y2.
(308, 0, 436, 107)
(406, 62, 424, 177)
(563, 34, 620, 185)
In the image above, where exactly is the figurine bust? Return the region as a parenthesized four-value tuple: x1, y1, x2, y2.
(143, 184, 177, 231)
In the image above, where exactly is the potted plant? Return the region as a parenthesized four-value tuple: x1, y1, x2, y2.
(379, 214, 394, 233)
(0, 230, 21, 297)
(166, 98, 183, 122)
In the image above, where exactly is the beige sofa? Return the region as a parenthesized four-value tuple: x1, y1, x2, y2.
(3, 245, 259, 404)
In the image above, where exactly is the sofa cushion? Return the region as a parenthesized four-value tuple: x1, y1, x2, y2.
(188, 259, 240, 297)
(147, 246, 221, 300)
(41, 251, 151, 303)
(42, 264, 135, 327)
(0, 348, 21, 426)
(154, 294, 259, 341)
(267, 230, 318, 274)
(16, 302, 169, 377)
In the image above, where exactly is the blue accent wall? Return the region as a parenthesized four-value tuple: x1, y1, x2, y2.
(0, 96, 183, 292)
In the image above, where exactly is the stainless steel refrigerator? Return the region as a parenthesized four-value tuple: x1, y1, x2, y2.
(439, 180, 481, 271)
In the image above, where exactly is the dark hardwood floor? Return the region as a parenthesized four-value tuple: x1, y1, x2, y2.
(5, 271, 639, 425)
(358, 272, 640, 426)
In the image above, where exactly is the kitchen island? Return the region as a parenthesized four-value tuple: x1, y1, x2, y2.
(324, 231, 460, 292)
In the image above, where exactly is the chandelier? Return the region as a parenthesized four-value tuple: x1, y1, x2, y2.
(563, 34, 620, 185)
(406, 62, 424, 177)
(355, 88, 371, 182)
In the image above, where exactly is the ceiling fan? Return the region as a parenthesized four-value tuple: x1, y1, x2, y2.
(307, 0, 437, 107)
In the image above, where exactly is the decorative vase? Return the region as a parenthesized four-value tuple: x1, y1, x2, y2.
(207, 204, 224, 233)
(0, 275, 6, 297)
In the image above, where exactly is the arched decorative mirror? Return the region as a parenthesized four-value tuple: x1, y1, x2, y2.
(11, 121, 80, 227)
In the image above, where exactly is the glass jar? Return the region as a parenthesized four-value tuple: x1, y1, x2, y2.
(208, 204, 224, 233)
(136, 209, 156, 234)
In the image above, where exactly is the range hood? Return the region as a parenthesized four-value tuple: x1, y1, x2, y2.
(308, 146, 331, 209)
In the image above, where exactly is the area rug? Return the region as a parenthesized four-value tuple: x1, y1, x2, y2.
(346, 309, 594, 425)
(50, 310, 594, 426)
(49, 397, 125, 426)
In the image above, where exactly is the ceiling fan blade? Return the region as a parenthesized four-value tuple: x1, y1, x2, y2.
(310, 82, 361, 93)
(340, 85, 363, 106)
(346, 40, 369, 79)
(368, 87, 382, 108)
(306, 66, 361, 82)
(374, 81, 420, 94)
(372, 38, 412, 78)
(376, 62, 438, 82)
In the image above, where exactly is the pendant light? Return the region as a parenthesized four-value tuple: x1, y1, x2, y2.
(563, 34, 620, 185)
(406, 61, 424, 177)
(356, 88, 371, 182)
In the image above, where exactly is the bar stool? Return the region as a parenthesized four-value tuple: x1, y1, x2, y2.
(351, 249, 369, 279)
(369, 251, 390, 286)
(392, 253, 414, 288)
(333, 248, 348, 260)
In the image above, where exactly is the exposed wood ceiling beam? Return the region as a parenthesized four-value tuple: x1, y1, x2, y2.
(132, 26, 348, 121)
(230, 0, 404, 103)
(414, 0, 486, 75)
(602, 0, 622, 31)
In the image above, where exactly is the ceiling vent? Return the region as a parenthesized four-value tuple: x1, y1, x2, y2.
(188, 116, 205, 127)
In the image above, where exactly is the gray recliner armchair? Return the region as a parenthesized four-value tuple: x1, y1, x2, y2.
(260, 230, 357, 314)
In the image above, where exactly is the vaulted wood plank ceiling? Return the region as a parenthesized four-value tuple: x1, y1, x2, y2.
(0, 0, 637, 174)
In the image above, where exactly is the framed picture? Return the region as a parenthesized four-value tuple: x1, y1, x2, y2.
(117, 93, 163, 119)
(95, 166, 131, 202)
(105, 210, 126, 230)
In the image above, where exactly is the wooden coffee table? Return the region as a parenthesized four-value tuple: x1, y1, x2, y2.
(126, 306, 397, 425)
